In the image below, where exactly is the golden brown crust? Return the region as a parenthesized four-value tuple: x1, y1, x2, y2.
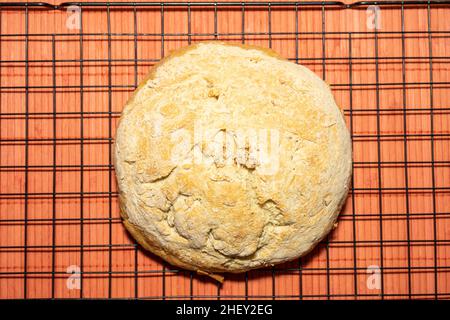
(114, 41, 352, 276)
(120, 42, 281, 110)
(116, 41, 292, 277)
(121, 200, 224, 281)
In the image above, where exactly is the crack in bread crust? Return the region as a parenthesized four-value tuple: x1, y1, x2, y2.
(114, 41, 352, 274)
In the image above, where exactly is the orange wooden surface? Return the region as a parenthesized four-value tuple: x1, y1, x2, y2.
(0, 1, 449, 299)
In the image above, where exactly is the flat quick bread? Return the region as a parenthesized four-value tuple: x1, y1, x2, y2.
(114, 42, 352, 277)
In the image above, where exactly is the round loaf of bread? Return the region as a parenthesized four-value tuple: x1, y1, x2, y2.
(114, 42, 352, 275)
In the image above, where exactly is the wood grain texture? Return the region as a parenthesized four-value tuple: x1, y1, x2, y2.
(0, 1, 449, 299)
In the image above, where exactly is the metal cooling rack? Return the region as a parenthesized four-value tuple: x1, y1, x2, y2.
(0, 1, 449, 299)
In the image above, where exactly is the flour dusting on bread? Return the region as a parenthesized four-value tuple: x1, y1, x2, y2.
(114, 42, 352, 273)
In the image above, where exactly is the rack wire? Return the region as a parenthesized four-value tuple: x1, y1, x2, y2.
(0, 1, 449, 299)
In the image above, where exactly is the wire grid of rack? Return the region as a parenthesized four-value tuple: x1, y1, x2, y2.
(0, 1, 449, 300)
